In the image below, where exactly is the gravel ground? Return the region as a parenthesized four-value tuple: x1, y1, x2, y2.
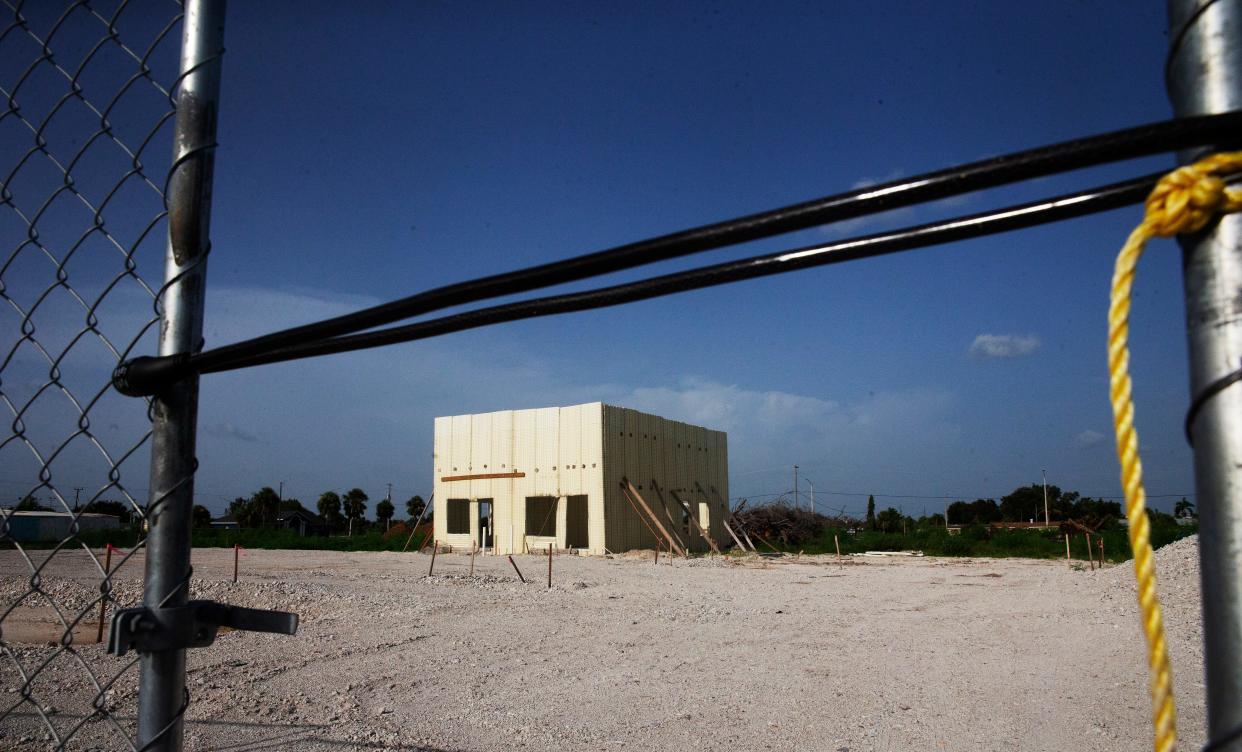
(0, 537, 1207, 751)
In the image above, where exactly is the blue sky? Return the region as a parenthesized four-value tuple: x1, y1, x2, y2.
(2, 2, 1199, 518)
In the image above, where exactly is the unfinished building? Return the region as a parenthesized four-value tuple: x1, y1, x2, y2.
(432, 402, 729, 555)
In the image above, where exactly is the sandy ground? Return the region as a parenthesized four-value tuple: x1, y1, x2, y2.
(0, 537, 1206, 751)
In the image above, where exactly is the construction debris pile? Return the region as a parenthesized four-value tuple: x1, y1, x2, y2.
(730, 501, 828, 546)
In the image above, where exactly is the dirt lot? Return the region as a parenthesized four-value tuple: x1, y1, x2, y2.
(0, 537, 1206, 751)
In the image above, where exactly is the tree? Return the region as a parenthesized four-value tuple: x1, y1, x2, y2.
(317, 492, 342, 533)
(1174, 498, 1196, 519)
(228, 494, 249, 524)
(947, 499, 999, 525)
(1069, 496, 1122, 528)
(376, 499, 395, 529)
(279, 498, 305, 512)
(875, 507, 904, 533)
(192, 505, 213, 528)
(226, 488, 282, 528)
(251, 487, 281, 527)
(82, 499, 133, 524)
(342, 488, 368, 536)
(999, 484, 1059, 522)
(866, 495, 876, 530)
(406, 495, 426, 522)
(14, 494, 49, 511)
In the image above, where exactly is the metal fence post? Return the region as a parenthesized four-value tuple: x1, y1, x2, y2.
(1166, 0, 1242, 747)
(138, 1, 226, 750)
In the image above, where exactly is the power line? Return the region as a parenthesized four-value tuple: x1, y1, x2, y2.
(112, 112, 1242, 396)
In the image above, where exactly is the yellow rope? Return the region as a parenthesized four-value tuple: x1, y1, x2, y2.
(1110, 151, 1242, 752)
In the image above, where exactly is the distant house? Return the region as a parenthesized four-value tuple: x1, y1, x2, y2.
(276, 508, 325, 536)
(209, 514, 240, 530)
(0, 510, 121, 542)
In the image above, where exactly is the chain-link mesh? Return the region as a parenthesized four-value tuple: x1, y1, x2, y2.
(0, 1, 185, 748)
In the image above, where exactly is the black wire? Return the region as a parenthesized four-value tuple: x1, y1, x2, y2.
(111, 112, 1242, 395)
(1165, 0, 1228, 96)
(179, 171, 1163, 374)
(1184, 361, 1242, 445)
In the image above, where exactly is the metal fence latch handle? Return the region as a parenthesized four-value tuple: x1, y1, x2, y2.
(107, 600, 298, 656)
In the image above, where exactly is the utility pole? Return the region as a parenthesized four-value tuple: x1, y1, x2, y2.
(1042, 469, 1050, 526)
(386, 484, 392, 531)
(1167, 0, 1242, 744)
(278, 481, 283, 503)
(73, 487, 83, 511)
(793, 465, 799, 511)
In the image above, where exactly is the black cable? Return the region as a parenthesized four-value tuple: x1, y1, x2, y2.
(1184, 361, 1242, 445)
(110, 111, 1242, 396)
(126, 171, 1162, 380)
(1165, 0, 1228, 96)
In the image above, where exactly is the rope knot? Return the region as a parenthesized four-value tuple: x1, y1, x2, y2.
(1144, 153, 1242, 237)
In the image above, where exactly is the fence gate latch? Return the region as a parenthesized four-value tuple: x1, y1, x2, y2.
(106, 600, 299, 656)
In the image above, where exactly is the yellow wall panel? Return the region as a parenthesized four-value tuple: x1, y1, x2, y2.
(434, 402, 725, 556)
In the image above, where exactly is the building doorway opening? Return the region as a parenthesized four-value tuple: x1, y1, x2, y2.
(565, 495, 588, 549)
(477, 499, 493, 551)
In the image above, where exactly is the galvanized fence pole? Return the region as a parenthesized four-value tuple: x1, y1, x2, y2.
(138, 1, 226, 750)
(1166, 0, 1242, 747)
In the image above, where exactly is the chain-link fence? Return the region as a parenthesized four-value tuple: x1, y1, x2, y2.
(1, 1, 1240, 750)
(0, 2, 186, 748)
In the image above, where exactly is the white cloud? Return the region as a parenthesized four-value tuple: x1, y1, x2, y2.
(583, 377, 960, 488)
(968, 333, 1041, 359)
(8, 285, 961, 512)
(1073, 429, 1106, 448)
(815, 172, 979, 238)
(203, 423, 261, 443)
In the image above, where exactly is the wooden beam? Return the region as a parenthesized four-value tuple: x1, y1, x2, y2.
(440, 471, 525, 482)
(721, 517, 747, 552)
(402, 491, 434, 552)
(621, 478, 685, 557)
(621, 488, 663, 547)
(671, 489, 721, 554)
(647, 479, 688, 552)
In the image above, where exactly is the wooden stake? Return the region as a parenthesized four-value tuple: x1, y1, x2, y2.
(508, 554, 525, 583)
(547, 542, 553, 589)
(428, 540, 438, 576)
(654, 544, 659, 565)
(469, 543, 477, 576)
(95, 543, 112, 644)
(1065, 533, 1071, 567)
(1098, 537, 1105, 568)
(1084, 533, 1094, 571)
(834, 534, 841, 563)
(233, 543, 239, 583)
